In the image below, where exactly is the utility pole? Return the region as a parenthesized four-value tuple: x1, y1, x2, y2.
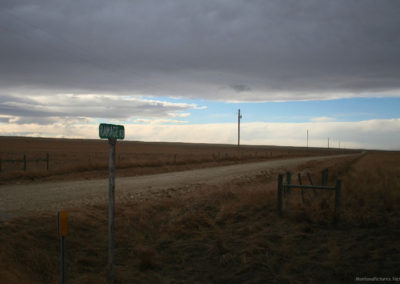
(307, 129, 309, 149)
(328, 137, 330, 149)
(238, 109, 242, 147)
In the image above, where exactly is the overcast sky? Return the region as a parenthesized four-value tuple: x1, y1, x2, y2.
(1, 0, 400, 149)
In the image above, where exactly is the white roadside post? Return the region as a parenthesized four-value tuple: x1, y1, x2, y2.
(99, 123, 125, 284)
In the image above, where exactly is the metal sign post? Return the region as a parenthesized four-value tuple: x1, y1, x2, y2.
(99, 123, 124, 284)
(108, 137, 116, 283)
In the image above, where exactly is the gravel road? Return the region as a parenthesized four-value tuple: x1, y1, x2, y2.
(0, 154, 356, 218)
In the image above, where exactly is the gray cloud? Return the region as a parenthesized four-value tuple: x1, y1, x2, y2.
(1, 0, 400, 101)
(231, 84, 251, 93)
(0, 94, 197, 124)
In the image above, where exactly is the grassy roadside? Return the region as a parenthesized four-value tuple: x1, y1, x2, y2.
(0, 152, 399, 283)
(0, 136, 356, 185)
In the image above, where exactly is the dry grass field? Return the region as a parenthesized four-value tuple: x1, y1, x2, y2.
(0, 136, 350, 184)
(0, 143, 399, 282)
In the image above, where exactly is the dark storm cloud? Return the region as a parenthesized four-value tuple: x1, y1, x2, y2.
(1, 0, 400, 101)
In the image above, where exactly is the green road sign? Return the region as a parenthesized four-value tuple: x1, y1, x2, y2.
(99, 123, 125, 140)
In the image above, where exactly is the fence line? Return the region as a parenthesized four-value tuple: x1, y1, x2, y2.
(0, 149, 342, 174)
(0, 151, 281, 173)
(0, 153, 49, 172)
(277, 169, 342, 223)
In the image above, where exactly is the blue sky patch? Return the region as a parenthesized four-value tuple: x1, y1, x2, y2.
(143, 97, 400, 124)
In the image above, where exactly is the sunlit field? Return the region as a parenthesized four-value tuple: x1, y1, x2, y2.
(0, 136, 351, 184)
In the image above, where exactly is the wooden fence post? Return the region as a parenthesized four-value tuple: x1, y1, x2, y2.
(23, 154, 27, 171)
(278, 174, 283, 217)
(334, 179, 342, 224)
(307, 172, 319, 197)
(298, 173, 305, 203)
(307, 172, 313, 185)
(286, 172, 292, 195)
(46, 153, 50, 171)
(322, 169, 329, 185)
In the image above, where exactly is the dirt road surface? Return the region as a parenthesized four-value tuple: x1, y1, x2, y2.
(0, 154, 357, 218)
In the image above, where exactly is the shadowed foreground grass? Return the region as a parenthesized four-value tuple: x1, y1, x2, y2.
(0, 152, 399, 283)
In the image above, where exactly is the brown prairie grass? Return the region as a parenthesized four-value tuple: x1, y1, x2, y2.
(0, 136, 354, 184)
(0, 151, 399, 283)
